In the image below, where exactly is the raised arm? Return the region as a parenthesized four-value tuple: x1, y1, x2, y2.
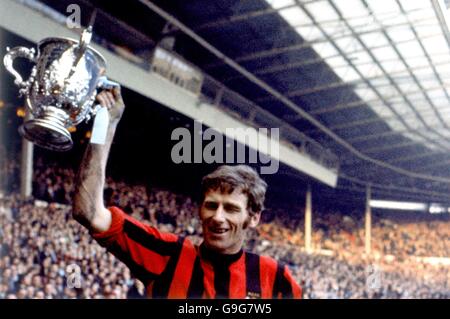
(72, 86, 125, 232)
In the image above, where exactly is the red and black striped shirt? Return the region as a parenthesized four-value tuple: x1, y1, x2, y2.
(92, 206, 302, 299)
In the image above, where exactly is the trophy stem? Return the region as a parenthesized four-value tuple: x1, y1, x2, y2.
(19, 106, 73, 152)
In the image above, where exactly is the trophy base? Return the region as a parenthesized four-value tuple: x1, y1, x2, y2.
(19, 107, 73, 152)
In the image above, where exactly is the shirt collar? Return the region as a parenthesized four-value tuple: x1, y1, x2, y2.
(199, 243, 243, 266)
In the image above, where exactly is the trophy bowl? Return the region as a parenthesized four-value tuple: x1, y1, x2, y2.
(3, 28, 110, 151)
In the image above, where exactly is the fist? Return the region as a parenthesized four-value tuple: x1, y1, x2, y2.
(96, 86, 125, 124)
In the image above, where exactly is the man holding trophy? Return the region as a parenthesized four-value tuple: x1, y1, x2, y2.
(4, 27, 301, 299)
(73, 86, 302, 299)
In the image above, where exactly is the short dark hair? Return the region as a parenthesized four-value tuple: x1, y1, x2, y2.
(201, 165, 267, 215)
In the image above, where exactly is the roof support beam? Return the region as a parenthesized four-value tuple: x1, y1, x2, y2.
(324, 0, 448, 150)
(362, 0, 447, 130)
(192, 3, 302, 31)
(417, 158, 450, 171)
(254, 61, 450, 103)
(360, 140, 420, 154)
(347, 129, 414, 143)
(397, 0, 450, 128)
(340, 173, 450, 199)
(388, 151, 444, 164)
(194, 3, 429, 32)
(223, 51, 449, 83)
(205, 28, 440, 69)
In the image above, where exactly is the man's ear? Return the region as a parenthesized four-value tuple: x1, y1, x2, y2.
(249, 211, 261, 228)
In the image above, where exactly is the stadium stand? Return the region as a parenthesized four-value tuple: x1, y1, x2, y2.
(0, 159, 448, 299)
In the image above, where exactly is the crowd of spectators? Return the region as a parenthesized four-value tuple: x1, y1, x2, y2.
(0, 160, 449, 298)
(0, 197, 141, 299)
(256, 205, 450, 259)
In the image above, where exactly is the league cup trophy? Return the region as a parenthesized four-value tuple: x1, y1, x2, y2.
(3, 27, 117, 151)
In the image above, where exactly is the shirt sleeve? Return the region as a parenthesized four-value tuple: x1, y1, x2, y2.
(282, 266, 302, 299)
(273, 263, 303, 299)
(91, 206, 181, 285)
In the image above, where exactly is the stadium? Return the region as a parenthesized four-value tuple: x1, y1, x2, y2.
(0, 0, 449, 299)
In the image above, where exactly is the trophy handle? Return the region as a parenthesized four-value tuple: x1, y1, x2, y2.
(3, 46, 36, 90)
(76, 76, 119, 125)
(97, 76, 119, 91)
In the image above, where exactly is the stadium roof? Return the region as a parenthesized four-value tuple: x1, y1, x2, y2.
(34, 0, 450, 203)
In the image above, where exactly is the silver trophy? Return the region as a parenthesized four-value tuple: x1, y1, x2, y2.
(3, 27, 117, 151)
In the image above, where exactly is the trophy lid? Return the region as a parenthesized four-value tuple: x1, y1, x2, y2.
(36, 36, 106, 68)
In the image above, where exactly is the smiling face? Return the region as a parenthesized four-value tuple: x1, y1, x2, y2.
(200, 188, 260, 254)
